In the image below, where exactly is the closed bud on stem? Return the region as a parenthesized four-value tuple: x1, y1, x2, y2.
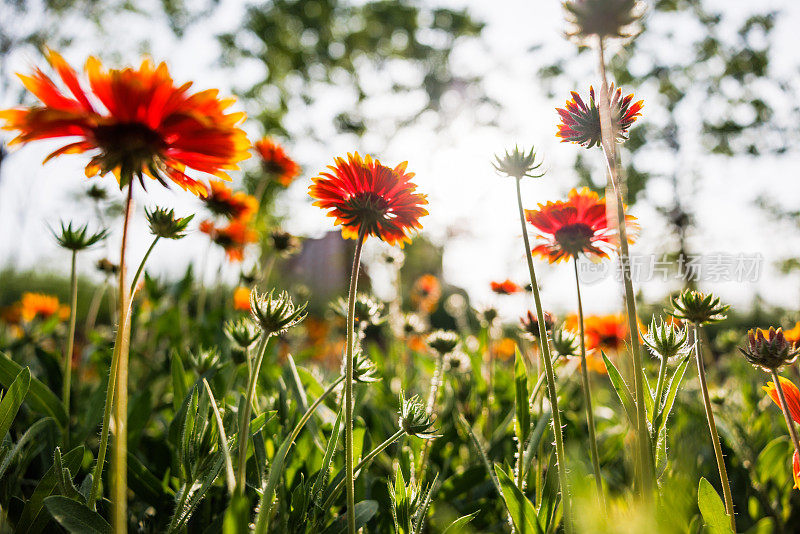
(426, 330, 459, 356)
(740, 327, 800, 371)
(145, 206, 193, 239)
(399, 393, 439, 439)
(551, 327, 580, 358)
(53, 221, 108, 251)
(224, 316, 261, 350)
(250, 289, 307, 335)
(492, 145, 544, 180)
(669, 289, 729, 325)
(563, 0, 644, 42)
(642, 317, 689, 361)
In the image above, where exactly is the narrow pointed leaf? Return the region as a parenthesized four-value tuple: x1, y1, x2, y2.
(43, 496, 111, 534)
(494, 464, 545, 534)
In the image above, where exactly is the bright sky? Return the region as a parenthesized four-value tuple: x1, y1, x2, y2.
(1, 0, 799, 322)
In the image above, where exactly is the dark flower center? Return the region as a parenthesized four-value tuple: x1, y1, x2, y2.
(344, 192, 391, 229)
(93, 122, 165, 173)
(553, 223, 594, 256)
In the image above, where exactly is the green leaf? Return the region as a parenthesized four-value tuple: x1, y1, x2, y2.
(17, 446, 84, 534)
(0, 417, 54, 480)
(320, 500, 378, 534)
(43, 496, 111, 534)
(514, 348, 530, 447)
(222, 493, 251, 534)
(653, 354, 691, 439)
(0, 354, 64, 427)
(456, 413, 500, 496)
(0, 368, 30, 440)
(127, 452, 172, 511)
(441, 512, 478, 534)
(602, 351, 636, 426)
(494, 464, 545, 534)
(171, 351, 188, 412)
(697, 477, 734, 534)
(202, 379, 235, 495)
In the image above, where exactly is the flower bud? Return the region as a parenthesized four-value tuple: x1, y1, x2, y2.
(426, 330, 459, 356)
(53, 221, 108, 251)
(492, 146, 544, 180)
(250, 289, 307, 335)
(399, 393, 439, 439)
(669, 289, 729, 325)
(551, 327, 580, 358)
(224, 316, 260, 349)
(145, 206, 193, 239)
(740, 327, 800, 371)
(642, 317, 689, 361)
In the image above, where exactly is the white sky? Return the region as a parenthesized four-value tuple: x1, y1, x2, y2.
(1, 0, 799, 322)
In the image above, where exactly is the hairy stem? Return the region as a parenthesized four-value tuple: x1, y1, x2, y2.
(236, 334, 270, 494)
(770, 369, 800, 477)
(573, 259, 604, 503)
(62, 251, 78, 449)
(515, 176, 572, 533)
(694, 324, 736, 531)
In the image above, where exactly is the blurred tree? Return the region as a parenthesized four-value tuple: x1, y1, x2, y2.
(218, 0, 495, 140)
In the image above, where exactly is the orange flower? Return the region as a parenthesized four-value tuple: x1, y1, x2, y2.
(494, 337, 517, 361)
(411, 274, 441, 314)
(491, 279, 521, 295)
(764, 376, 800, 489)
(0, 49, 250, 195)
(309, 152, 428, 247)
(525, 188, 636, 263)
(19, 292, 69, 322)
(203, 181, 257, 222)
(254, 138, 300, 187)
(566, 313, 630, 353)
(784, 321, 800, 344)
(200, 219, 257, 262)
(233, 286, 251, 311)
(556, 83, 643, 149)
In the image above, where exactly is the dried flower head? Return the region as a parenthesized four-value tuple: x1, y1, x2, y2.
(520, 310, 556, 339)
(53, 221, 108, 251)
(224, 316, 261, 349)
(145, 206, 193, 239)
(0, 49, 250, 193)
(492, 145, 544, 179)
(741, 327, 800, 371)
(642, 317, 689, 361)
(525, 188, 637, 262)
(556, 84, 643, 149)
(564, 0, 644, 41)
(249, 289, 307, 335)
(96, 258, 119, 276)
(398, 393, 439, 439)
(669, 289, 729, 325)
(426, 330, 460, 355)
(309, 152, 428, 247)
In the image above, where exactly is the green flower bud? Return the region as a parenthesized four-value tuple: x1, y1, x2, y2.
(669, 289, 729, 325)
(53, 221, 108, 251)
(492, 145, 544, 180)
(250, 289, 307, 335)
(145, 206, 193, 239)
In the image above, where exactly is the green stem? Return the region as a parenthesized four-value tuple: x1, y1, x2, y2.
(112, 183, 134, 533)
(694, 324, 736, 532)
(652, 356, 668, 425)
(236, 334, 270, 494)
(770, 368, 800, 462)
(417, 351, 445, 480)
(320, 429, 405, 513)
(596, 36, 653, 496)
(515, 176, 572, 534)
(344, 228, 366, 534)
(88, 202, 157, 511)
(62, 251, 78, 449)
(573, 259, 603, 503)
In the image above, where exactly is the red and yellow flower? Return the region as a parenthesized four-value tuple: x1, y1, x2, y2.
(764, 376, 800, 488)
(491, 279, 521, 295)
(254, 138, 300, 187)
(309, 152, 428, 247)
(525, 188, 636, 263)
(411, 274, 441, 314)
(203, 181, 258, 222)
(556, 83, 643, 149)
(566, 313, 630, 353)
(0, 49, 250, 196)
(200, 219, 257, 262)
(16, 292, 70, 322)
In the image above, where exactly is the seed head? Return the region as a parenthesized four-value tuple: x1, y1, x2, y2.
(740, 327, 800, 371)
(330, 293, 385, 329)
(250, 289, 307, 335)
(492, 145, 545, 180)
(53, 221, 108, 251)
(642, 317, 689, 361)
(669, 289, 729, 325)
(551, 327, 580, 358)
(145, 206, 193, 239)
(224, 316, 261, 349)
(426, 330, 459, 355)
(564, 0, 644, 42)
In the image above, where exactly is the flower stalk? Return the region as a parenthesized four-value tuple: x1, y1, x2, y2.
(595, 35, 653, 496)
(693, 324, 736, 532)
(515, 176, 572, 533)
(62, 251, 77, 449)
(573, 258, 603, 502)
(770, 369, 800, 484)
(236, 333, 270, 494)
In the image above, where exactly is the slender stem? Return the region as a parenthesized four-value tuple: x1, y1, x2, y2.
(84, 281, 107, 333)
(770, 369, 800, 475)
(596, 36, 653, 496)
(111, 184, 134, 533)
(320, 429, 405, 513)
(344, 228, 366, 534)
(62, 251, 78, 449)
(129, 237, 159, 295)
(652, 356, 668, 424)
(236, 334, 270, 494)
(417, 351, 445, 480)
(694, 324, 736, 531)
(573, 259, 603, 502)
(515, 176, 572, 534)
